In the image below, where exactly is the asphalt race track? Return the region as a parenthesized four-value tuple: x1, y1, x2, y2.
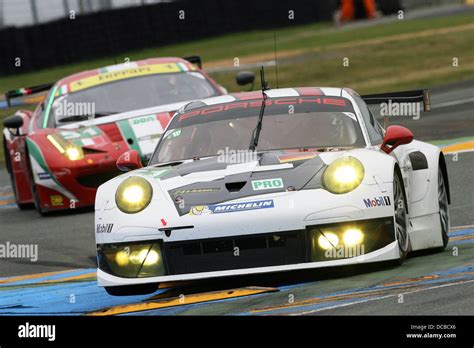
(0, 81, 473, 315)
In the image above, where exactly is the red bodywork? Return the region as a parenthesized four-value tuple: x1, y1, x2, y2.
(3, 57, 225, 213)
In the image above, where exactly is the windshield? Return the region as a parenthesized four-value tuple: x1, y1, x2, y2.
(51, 72, 219, 124)
(151, 96, 365, 164)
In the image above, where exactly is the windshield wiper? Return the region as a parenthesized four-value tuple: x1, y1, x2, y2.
(94, 111, 118, 117)
(249, 67, 269, 151)
(58, 115, 91, 123)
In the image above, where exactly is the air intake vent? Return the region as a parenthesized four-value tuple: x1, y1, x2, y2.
(225, 181, 246, 192)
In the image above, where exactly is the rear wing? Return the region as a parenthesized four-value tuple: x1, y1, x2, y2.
(183, 56, 202, 69)
(361, 89, 431, 112)
(4, 83, 53, 108)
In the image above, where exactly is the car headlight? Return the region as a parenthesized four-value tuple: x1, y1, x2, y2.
(317, 232, 339, 250)
(115, 176, 153, 214)
(98, 242, 165, 278)
(47, 134, 84, 161)
(322, 156, 364, 194)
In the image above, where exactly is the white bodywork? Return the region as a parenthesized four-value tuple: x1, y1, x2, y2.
(94, 87, 448, 287)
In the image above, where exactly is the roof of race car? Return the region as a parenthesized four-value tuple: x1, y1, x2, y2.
(54, 57, 198, 96)
(178, 87, 348, 110)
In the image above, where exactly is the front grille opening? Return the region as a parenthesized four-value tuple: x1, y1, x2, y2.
(164, 231, 307, 275)
(180, 243, 201, 255)
(269, 233, 298, 248)
(236, 236, 267, 250)
(203, 240, 233, 253)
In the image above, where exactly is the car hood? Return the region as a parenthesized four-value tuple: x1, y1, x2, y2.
(132, 151, 328, 215)
(51, 102, 189, 161)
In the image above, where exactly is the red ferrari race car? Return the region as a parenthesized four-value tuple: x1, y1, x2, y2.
(2, 56, 255, 215)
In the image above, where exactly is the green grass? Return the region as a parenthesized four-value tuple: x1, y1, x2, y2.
(1, 12, 473, 162)
(1, 13, 472, 92)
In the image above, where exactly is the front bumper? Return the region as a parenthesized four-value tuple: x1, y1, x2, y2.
(97, 217, 398, 287)
(35, 156, 121, 211)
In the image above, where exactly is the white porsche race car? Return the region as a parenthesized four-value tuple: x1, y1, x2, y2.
(94, 86, 450, 296)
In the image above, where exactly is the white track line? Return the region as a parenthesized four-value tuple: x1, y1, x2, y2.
(290, 279, 474, 315)
(450, 225, 474, 230)
(432, 97, 474, 109)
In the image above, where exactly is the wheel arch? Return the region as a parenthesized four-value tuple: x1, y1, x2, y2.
(438, 153, 451, 205)
(393, 162, 409, 215)
(3, 135, 12, 174)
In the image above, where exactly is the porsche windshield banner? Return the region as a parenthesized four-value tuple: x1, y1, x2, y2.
(175, 96, 355, 127)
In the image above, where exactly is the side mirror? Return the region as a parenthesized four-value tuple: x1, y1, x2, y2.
(236, 71, 255, 89)
(116, 150, 143, 172)
(3, 115, 24, 136)
(381, 125, 413, 154)
(3, 115, 24, 129)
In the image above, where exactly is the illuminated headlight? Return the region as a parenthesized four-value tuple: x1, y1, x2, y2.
(309, 218, 395, 261)
(129, 249, 160, 266)
(98, 242, 165, 278)
(47, 134, 84, 161)
(343, 228, 364, 246)
(65, 147, 83, 161)
(317, 232, 339, 250)
(115, 177, 153, 214)
(322, 156, 364, 194)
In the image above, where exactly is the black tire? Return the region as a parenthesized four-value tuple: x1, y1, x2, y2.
(105, 283, 159, 296)
(3, 138, 33, 210)
(31, 182, 48, 216)
(24, 149, 48, 216)
(393, 170, 410, 265)
(437, 168, 450, 250)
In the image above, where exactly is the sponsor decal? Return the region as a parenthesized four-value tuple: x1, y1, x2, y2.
(163, 128, 182, 140)
(131, 115, 156, 125)
(136, 168, 169, 180)
(67, 63, 183, 93)
(173, 187, 221, 195)
(252, 178, 284, 191)
(50, 195, 64, 207)
(363, 196, 391, 208)
(38, 172, 52, 180)
(278, 152, 318, 163)
(179, 97, 349, 121)
(123, 114, 164, 156)
(189, 205, 213, 216)
(53, 168, 72, 177)
(59, 127, 100, 140)
(189, 199, 274, 216)
(96, 223, 113, 234)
